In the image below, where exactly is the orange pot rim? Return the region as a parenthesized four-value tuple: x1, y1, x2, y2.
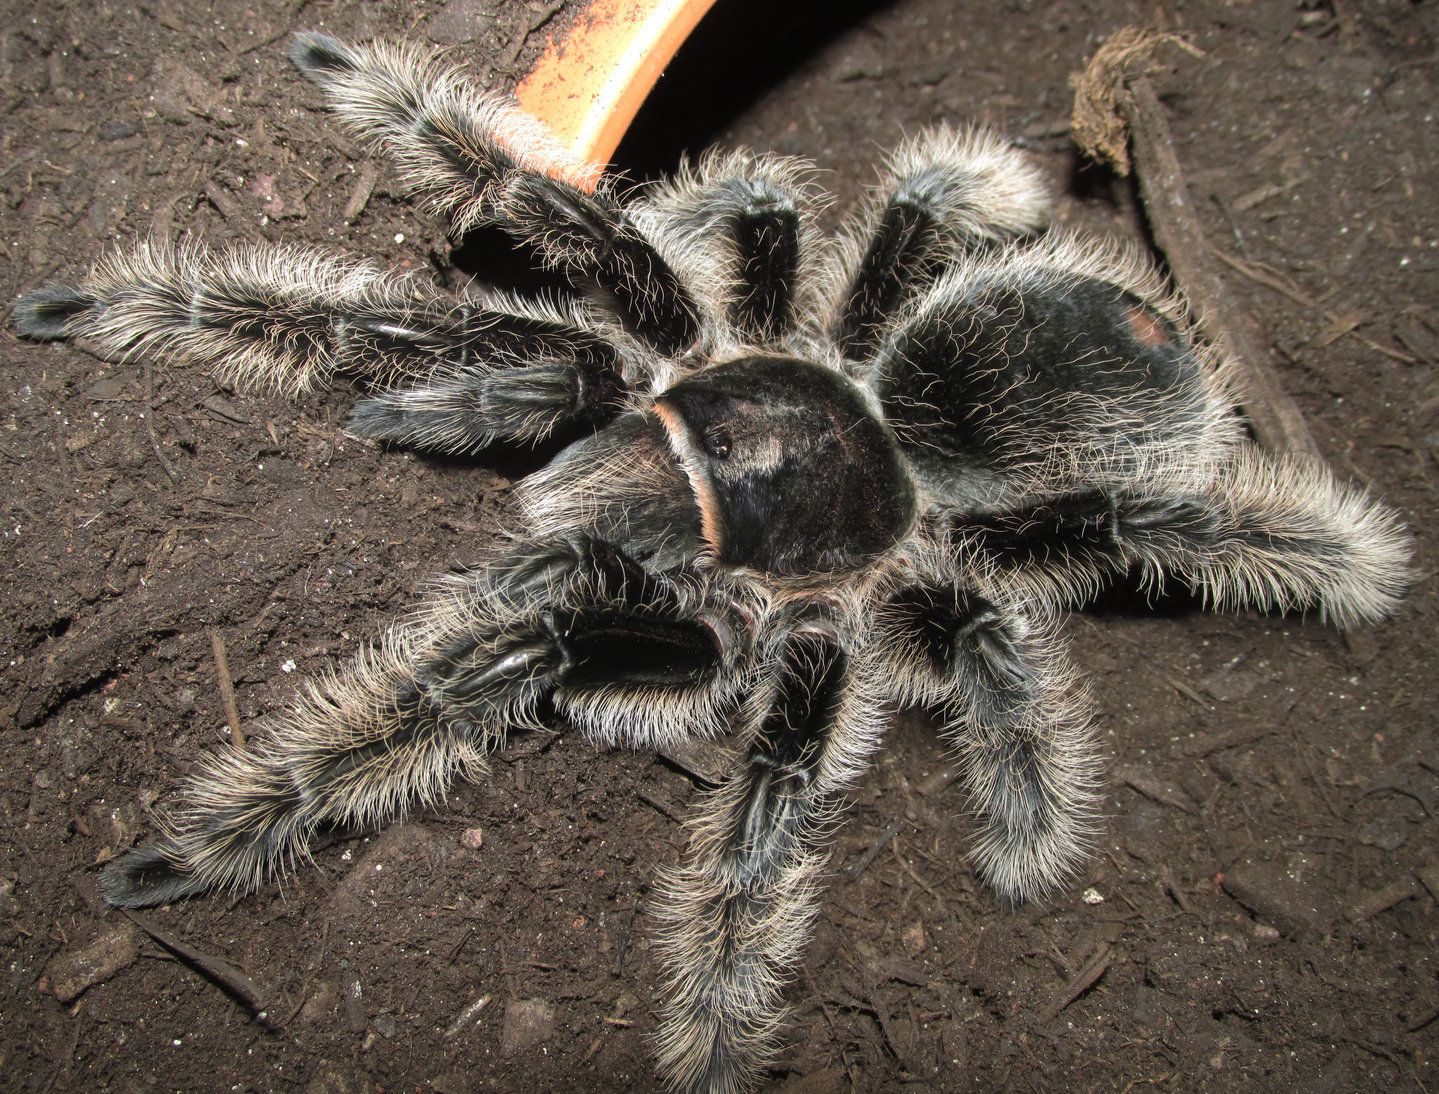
(515, 0, 720, 191)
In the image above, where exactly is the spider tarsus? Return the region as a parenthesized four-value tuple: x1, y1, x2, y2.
(99, 842, 203, 908)
(12, 284, 97, 339)
(287, 31, 358, 82)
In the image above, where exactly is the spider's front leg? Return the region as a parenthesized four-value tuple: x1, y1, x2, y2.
(99, 538, 749, 908)
(288, 32, 702, 355)
(14, 244, 630, 454)
(832, 126, 1049, 361)
(653, 606, 889, 1094)
(872, 564, 1099, 905)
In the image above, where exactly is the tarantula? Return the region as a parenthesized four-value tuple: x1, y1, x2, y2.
(14, 32, 1409, 1093)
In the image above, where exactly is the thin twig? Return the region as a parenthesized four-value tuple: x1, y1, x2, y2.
(1179, 723, 1271, 757)
(1406, 1001, 1439, 1034)
(1209, 245, 1417, 364)
(1121, 75, 1320, 458)
(1162, 864, 1195, 917)
(208, 628, 244, 749)
(1343, 876, 1420, 923)
(1154, 670, 1210, 711)
(635, 790, 684, 825)
(611, 898, 640, 976)
(123, 909, 278, 1028)
(142, 361, 181, 484)
(443, 992, 492, 1038)
(237, 25, 292, 56)
(1038, 943, 1113, 1021)
(846, 819, 903, 883)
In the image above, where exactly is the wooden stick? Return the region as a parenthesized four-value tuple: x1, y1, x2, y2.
(124, 909, 278, 1028)
(207, 628, 244, 750)
(1070, 28, 1321, 458)
(1121, 75, 1320, 458)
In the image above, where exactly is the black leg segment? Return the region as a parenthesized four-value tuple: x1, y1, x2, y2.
(654, 617, 884, 1094)
(725, 182, 801, 342)
(875, 582, 1097, 905)
(497, 173, 702, 353)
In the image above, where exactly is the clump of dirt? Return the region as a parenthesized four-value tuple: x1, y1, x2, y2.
(1, 1, 1434, 1091)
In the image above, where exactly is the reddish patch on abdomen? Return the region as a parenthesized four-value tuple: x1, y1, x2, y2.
(1126, 305, 1171, 347)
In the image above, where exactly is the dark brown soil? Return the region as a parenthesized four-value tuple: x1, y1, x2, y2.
(3, 1, 1436, 1091)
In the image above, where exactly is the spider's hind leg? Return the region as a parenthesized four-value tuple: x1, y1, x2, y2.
(653, 609, 888, 1094)
(956, 446, 1411, 628)
(873, 569, 1099, 905)
(1191, 447, 1411, 626)
(99, 633, 472, 907)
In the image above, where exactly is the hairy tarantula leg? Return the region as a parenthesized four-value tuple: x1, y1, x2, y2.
(952, 489, 1224, 607)
(653, 617, 886, 1094)
(289, 33, 702, 354)
(718, 184, 800, 342)
(13, 242, 620, 399)
(1194, 449, 1412, 626)
(101, 638, 469, 906)
(874, 584, 1098, 905)
(420, 539, 748, 751)
(343, 293, 624, 377)
(345, 350, 628, 453)
(954, 447, 1411, 628)
(633, 151, 816, 344)
(834, 126, 1049, 360)
(1146, 448, 1410, 627)
(100, 539, 745, 909)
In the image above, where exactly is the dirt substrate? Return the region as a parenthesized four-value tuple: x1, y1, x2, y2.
(2, 0, 1436, 1091)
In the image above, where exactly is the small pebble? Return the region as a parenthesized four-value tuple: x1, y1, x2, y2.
(43, 923, 140, 1002)
(500, 997, 554, 1057)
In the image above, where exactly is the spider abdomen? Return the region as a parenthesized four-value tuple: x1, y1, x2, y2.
(876, 251, 1214, 503)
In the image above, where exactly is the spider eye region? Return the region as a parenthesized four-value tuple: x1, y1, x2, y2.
(657, 357, 917, 577)
(705, 429, 733, 460)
